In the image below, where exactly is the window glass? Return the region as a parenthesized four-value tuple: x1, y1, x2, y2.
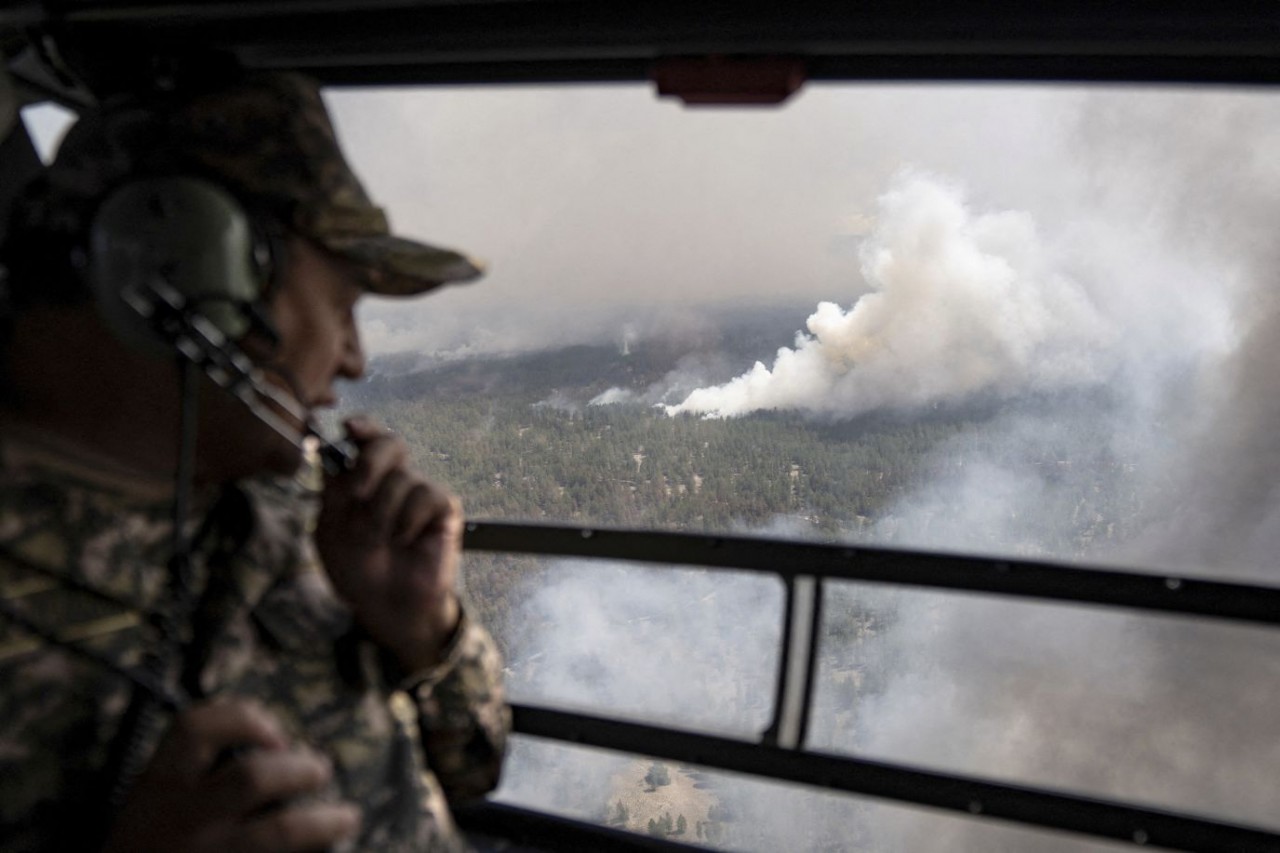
(482, 557, 783, 737)
(326, 83, 1280, 848)
(811, 581, 1280, 833)
(19, 101, 75, 163)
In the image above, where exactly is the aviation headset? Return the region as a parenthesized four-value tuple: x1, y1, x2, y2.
(86, 175, 286, 356)
(79, 174, 355, 472)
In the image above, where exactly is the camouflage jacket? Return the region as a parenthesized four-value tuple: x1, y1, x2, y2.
(0, 430, 509, 851)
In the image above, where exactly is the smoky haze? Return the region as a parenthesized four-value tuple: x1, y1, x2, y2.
(329, 84, 1280, 850)
(328, 84, 1095, 361)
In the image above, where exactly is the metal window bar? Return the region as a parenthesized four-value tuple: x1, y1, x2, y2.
(37, 1, 1280, 86)
(462, 520, 1280, 851)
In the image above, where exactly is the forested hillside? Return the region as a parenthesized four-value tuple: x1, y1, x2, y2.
(341, 325, 1144, 658)
(351, 393, 976, 531)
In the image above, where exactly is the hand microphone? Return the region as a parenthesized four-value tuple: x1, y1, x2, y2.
(313, 430, 356, 476)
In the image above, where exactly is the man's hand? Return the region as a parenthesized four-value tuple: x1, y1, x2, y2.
(315, 415, 463, 674)
(102, 699, 361, 853)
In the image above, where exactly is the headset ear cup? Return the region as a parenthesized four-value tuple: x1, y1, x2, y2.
(88, 176, 265, 352)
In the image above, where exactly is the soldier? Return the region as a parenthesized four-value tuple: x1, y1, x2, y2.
(0, 72, 508, 851)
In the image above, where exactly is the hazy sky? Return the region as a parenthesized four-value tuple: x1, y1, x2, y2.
(325, 82, 1111, 357)
(27, 81, 1265, 366)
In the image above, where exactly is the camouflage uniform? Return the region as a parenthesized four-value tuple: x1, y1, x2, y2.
(0, 428, 509, 851)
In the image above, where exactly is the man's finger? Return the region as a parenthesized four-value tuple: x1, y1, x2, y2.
(205, 748, 333, 818)
(393, 482, 457, 546)
(342, 415, 389, 444)
(346, 435, 409, 501)
(239, 801, 363, 852)
(155, 700, 288, 777)
(369, 469, 418, 540)
(409, 497, 464, 555)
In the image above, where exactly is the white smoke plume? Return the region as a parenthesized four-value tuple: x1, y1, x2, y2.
(589, 387, 637, 406)
(664, 173, 1115, 419)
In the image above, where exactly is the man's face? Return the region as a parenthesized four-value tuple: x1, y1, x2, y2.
(217, 236, 368, 476)
(266, 236, 368, 415)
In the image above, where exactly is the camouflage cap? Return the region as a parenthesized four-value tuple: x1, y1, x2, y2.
(46, 71, 484, 296)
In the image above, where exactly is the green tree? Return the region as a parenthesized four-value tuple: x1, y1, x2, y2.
(643, 761, 671, 790)
(676, 814, 687, 835)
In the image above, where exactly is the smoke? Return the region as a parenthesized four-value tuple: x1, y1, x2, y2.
(664, 172, 1117, 419)
(589, 352, 744, 408)
(589, 387, 637, 406)
(810, 584, 1280, 851)
(492, 560, 785, 834)
(502, 561, 782, 736)
(804, 90, 1280, 850)
(356, 296, 647, 368)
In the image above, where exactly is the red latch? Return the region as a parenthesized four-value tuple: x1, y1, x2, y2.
(651, 56, 807, 106)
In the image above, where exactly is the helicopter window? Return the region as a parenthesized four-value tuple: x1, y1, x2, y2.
(326, 81, 1280, 846)
(20, 101, 74, 164)
(478, 558, 784, 736)
(329, 81, 1275, 571)
(809, 581, 1280, 831)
